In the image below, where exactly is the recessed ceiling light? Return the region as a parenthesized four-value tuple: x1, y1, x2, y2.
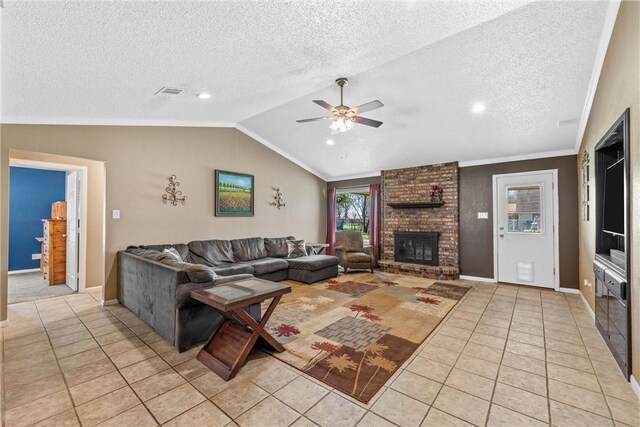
(197, 93, 211, 99)
(326, 139, 335, 145)
(472, 103, 486, 113)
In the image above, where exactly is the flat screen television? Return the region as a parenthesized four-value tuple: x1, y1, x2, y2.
(603, 158, 625, 235)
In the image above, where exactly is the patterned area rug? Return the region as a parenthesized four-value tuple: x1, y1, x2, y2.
(264, 272, 470, 403)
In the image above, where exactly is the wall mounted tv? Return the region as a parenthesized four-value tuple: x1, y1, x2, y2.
(603, 158, 625, 236)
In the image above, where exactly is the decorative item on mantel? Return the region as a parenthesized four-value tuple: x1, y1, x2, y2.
(270, 188, 286, 209)
(429, 185, 444, 203)
(162, 175, 187, 206)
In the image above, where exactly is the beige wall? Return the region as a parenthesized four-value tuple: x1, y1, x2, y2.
(577, 1, 639, 378)
(0, 125, 326, 320)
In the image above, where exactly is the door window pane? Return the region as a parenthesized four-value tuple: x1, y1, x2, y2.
(507, 186, 542, 233)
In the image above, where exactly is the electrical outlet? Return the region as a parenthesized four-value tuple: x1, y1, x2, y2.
(477, 212, 489, 219)
(112, 210, 120, 219)
(32, 253, 41, 260)
(584, 279, 592, 288)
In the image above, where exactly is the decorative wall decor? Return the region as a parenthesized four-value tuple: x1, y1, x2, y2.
(429, 185, 444, 203)
(162, 175, 187, 206)
(270, 188, 286, 210)
(215, 170, 254, 216)
(581, 151, 590, 221)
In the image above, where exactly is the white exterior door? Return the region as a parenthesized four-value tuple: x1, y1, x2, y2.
(66, 171, 81, 291)
(495, 171, 557, 289)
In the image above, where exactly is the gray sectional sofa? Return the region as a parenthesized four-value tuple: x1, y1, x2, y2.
(117, 236, 339, 351)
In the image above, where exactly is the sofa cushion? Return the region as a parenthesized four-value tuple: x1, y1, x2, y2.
(125, 247, 215, 283)
(231, 237, 267, 262)
(286, 255, 340, 271)
(244, 257, 289, 276)
(212, 263, 255, 276)
(188, 240, 235, 266)
(336, 230, 364, 252)
(264, 236, 295, 258)
(159, 258, 217, 283)
(346, 252, 373, 263)
(175, 273, 253, 309)
(140, 244, 190, 261)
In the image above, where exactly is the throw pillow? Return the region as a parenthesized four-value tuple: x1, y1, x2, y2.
(286, 239, 306, 258)
(163, 247, 182, 261)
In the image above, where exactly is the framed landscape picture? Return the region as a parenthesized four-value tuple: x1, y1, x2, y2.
(215, 170, 254, 216)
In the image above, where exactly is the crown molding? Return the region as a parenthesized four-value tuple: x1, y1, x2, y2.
(326, 171, 382, 182)
(458, 148, 577, 168)
(574, 0, 621, 151)
(1, 116, 236, 128)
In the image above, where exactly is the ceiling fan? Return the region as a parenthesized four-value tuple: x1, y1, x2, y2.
(296, 78, 383, 133)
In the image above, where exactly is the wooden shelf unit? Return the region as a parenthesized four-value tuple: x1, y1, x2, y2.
(42, 219, 66, 285)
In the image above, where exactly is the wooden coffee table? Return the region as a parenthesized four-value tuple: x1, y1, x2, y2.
(190, 277, 291, 380)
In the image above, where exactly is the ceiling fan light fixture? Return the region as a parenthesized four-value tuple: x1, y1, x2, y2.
(330, 117, 354, 133)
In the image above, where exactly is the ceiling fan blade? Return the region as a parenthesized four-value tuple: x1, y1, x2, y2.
(352, 100, 384, 114)
(296, 116, 334, 123)
(313, 100, 336, 111)
(353, 116, 383, 128)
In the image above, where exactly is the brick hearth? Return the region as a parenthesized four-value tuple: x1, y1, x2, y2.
(381, 162, 460, 279)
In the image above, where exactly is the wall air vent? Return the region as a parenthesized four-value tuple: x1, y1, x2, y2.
(155, 87, 184, 96)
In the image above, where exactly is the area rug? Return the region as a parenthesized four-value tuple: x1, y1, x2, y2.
(264, 272, 470, 403)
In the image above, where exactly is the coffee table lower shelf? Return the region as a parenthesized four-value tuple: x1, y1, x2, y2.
(196, 320, 256, 380)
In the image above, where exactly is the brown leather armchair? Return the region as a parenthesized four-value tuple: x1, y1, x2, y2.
(334, 230, 374, 273)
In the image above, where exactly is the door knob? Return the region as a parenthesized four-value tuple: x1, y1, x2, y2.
(499, 227, 504, 230)
(499, 234, 504, 238)
(62, 234, 67, 238)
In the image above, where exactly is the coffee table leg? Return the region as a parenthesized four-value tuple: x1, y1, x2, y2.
(234, 296, 285, 353)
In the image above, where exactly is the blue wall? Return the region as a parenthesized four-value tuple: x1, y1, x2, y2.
(9, 167, 66, 271)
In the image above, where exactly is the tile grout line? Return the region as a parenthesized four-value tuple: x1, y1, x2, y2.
(564, 292, 617, 422)
(37, 297, 83, 425)
(418, 281, 500, 427)
(482, 286, 518, 427)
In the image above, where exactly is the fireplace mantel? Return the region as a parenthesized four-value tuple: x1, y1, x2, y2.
(387, 201, 444, 209)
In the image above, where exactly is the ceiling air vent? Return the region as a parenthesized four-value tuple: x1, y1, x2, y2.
(155, 87, 184, 96)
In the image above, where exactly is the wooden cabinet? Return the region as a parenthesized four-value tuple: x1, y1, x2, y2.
(42, 219, 66, 285)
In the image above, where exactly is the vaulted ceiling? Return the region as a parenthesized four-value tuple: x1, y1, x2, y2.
(2, 1, 613, 180)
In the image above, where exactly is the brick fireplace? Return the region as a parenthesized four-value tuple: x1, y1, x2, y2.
(379, 162, 460, 280)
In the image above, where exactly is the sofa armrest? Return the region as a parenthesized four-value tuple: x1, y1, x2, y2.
(334, 246, 348, 268)
(363, 245, 374, 256)
(213, 274, 254, 285)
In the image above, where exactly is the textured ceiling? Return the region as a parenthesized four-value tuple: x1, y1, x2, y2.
(2, 1, 610, 180)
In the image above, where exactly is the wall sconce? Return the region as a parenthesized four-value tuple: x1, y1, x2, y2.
(270, 188, 286, 210)
(162, 175, 187, 206)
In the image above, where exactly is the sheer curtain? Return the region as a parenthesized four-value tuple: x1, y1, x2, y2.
(369, 183, 380, 265)
(326, 187, 337, 255)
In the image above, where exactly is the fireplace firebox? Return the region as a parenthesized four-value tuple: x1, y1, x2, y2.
(394, 232, 439, 266)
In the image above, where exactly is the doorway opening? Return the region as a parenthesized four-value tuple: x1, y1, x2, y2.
(8, 160, 85, 304)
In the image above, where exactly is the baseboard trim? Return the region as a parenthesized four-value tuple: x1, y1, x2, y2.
(631, 375, 640, 400)
(0, 319, 8, 328)
(579, 290, 596, 320)
(459, 275, 497, 283)
(101, 299, 119, 306)
(558, 287, 580, 294)
(8, 268, 40, 275)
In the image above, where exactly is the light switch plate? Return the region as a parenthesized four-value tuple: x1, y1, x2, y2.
(112, 210, 120, 219)
(477, 212, 489, 219)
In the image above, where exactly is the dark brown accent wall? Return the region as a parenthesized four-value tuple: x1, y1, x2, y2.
(459, 155, 579, 288)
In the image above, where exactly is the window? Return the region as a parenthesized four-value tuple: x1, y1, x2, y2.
(507, 185, 543, 233)
(336, 188, 370, 243)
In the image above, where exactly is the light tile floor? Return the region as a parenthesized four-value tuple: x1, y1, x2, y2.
(1, 278, 639, 427)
